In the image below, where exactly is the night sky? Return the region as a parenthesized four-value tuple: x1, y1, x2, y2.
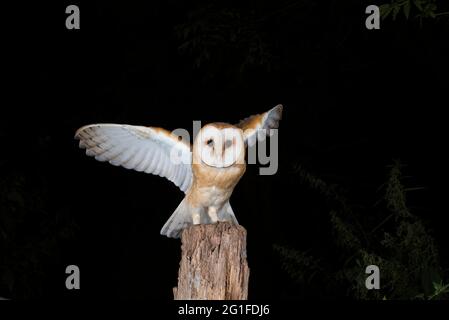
(2, 1, 449, 300)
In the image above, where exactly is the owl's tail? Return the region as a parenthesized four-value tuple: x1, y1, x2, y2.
(160, 199, 240, 239)
(160, 197, 192, 238)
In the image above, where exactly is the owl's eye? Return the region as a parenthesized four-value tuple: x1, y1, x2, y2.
(206, 139, 214, 146)
(224, 139, 233, 149)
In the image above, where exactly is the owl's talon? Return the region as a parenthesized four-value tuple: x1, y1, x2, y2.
(192, 212, 201, 225)
(208, 207, 219, 223)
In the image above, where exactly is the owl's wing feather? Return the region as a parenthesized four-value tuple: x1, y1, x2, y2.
(236, 104, 283, 146)
(75, 124, 193, 193)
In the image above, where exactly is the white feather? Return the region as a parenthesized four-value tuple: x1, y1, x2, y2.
(75, 124, 193, 193)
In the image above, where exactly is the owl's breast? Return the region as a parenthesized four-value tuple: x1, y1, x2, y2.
(188, 163, 246, 207)
(193, 163, 245, 188)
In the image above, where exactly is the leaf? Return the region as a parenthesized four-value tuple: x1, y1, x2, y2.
(413, 0, 423, 11)
(403, 1, 411, 19)
(392, 4, 402, 20)
(433, 280, 442, 291)
(441, 283, 449, 293)
(423, 2, 437, 18)
(380, 4, 393, 19)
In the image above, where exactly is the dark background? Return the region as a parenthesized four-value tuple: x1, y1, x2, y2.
(1, 0, 448, 300)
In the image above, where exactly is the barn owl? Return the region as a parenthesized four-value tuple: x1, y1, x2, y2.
(75, 105, 282, 238)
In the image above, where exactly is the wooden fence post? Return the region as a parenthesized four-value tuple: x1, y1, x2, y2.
(173, 222, 250, 300)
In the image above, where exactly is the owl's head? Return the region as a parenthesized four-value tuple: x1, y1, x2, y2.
(193, 123, 245, 168)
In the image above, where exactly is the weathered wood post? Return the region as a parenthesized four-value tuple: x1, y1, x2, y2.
(173, 222, 250, 300)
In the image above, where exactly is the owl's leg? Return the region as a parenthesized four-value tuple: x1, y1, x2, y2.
(207, 206, 219, 223)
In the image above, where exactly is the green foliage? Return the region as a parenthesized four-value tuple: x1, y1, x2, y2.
(428, 281, 449, 299)
(385, 160, 411, 218)
(0, 142, 78, 298)
(275, 160, 448, 299)
(273, 244, 322, 285)
(380, 0, 449, 20)
(175, 6, 274, 71)
(330, 210, 362, 251)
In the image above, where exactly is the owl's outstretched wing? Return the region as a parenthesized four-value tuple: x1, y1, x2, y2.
(236, 104, 283, 146)
(75, 124, 193, 193)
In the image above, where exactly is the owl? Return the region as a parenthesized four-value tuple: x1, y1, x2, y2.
(75, 105, 282, 238)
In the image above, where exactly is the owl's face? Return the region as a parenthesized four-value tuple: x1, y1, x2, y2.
(193, 124, 245, 168)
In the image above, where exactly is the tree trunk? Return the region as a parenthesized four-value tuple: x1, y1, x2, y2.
(173, 222, 250, 300)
